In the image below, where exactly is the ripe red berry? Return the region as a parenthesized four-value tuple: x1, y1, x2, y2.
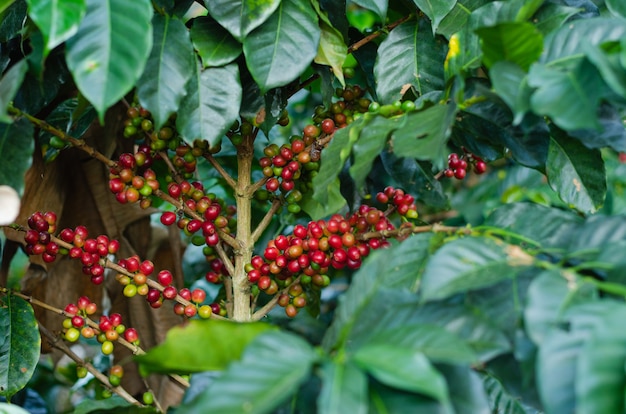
(163, 285, 177, 300)
(454, 168, 466, 179)
(124, 328, 139, 343)
(474, 161, 487, 174)
(321, 118, 335, 134)
(160, 211, 177, 226)
(157, 270, 173, 286)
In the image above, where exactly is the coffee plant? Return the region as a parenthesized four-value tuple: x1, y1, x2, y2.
(1, 0, 626, 412)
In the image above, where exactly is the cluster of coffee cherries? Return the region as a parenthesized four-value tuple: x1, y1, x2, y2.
(258, 138, 319, 214)
(24, 212, 121, 285)
(313, 85, 372, 128)
(63, 296, 139, 357)
(108, 149, 159, 209)
(246, 204, 402, 316)
(115, 257, 212, 318)
(443, 151, 487, 180)
(375, 186, 418, 219)
(123, 106, 180, 152)
(367, 99, 417, 118)
(23, 211, 59, 263)
(159, 181, 236, 246)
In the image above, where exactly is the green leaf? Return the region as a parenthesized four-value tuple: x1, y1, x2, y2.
(73, 396, 158, 414)
(545, 129, 606, 214)
(136, 319, 274, 375)
(349, 115, 404, 191)
(475, 22, 543, 71)
(0, 59, 28, 123)
(0, 0, 27, 43)
(420, 237, 534, 302)
(314, 21, 347, 87)
(311, 118, 366, 208)
(606, 0, 626, 18)
(576, 306, 626, 413)
(353, 344, 452, 409)
(390, 103, 457, 169)
(204, 0, 281, 42)
(0, 0, 16, 15)
(351, 0, 386, 23)
(482, 373, 528, 414)
(0, 118, 34, 193)
(541, 17, 626, 63)
(374, 19, 445, 103)
(323, 234, 433, 350)
(25, 0, 86, 57)
(585, 41, 626, 99)
(317, 361, 368, 414)
(65, 0, 152, 123)
(537, 330, 585, 414)
(299, 178, 346, 220)
(0, 403, 29, 414)
(243, 0, 320, 93)
(485, 202, 583, 247)
(532, 3, 580, 35)
(0, 295, 40, 399)
(524, 269, 597, 345)
(137, 15, 194, 130)
(176, 62, 242, 149)
(528, 59, 608, 131)
(191, 16, 242, 68)
(514, 0, 544, 21)
(361, 323, 477, 364)
(437, 0, 491, 39)
(411, 0, 456, 34)
(177, 331, 317, 414)
(489, 61, 530, 124)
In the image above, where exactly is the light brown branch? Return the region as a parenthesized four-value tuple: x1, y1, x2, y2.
(251, 276, 302, 321)
(251, 199, 282, 242)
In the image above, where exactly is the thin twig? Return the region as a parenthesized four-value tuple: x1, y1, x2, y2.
(8, 106, 117, 169)
(348, 14, 413, 54)
(204, 153, 237, 190)
(357, 223, 468, 241)
(251, 276, 302, 321)
(37, 324, 142, 406)
(251, 199, 282, 242)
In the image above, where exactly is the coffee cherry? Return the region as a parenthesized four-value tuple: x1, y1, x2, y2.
(191, 288, 206, 304)
(198, 305, 212, 319)
(101, 341, 114, 355)
(454, 168, 466, 179)
(65, 327, 80, 342)
(157, 270, 173, 286)
(124, 328, 139, 343)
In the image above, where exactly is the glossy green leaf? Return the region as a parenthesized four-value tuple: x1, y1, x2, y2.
(606, 0, 626, 18)
(26, 0, 86, 57)
(177, 331, 317, 414)
(485, 202, 582, 247)
(390, 103, 457, 169)
(354, 344, 452, 409)
(351, 0, 386, 22)
(490, 61, 530, 124)
(204, 0, 281, 41)
(312, 117, 366, 208)
(243, 0, 320, 93)
(349, 114, 404, 191)
(412, 0, 456, 34)
(420, 237, 534, 302)
(0, 0, 16, 15)
(576, 304, 626, 413)
(515, 0, 544, 21)
(537, 330, 586, 414)
(136, 319, 274, 375)
(0, 59, 28, 123)
(361, 323, 477, 364)
(585, 41, 626, 99)
(299, 178, 346, 220)
(524, 269, 597, 345)
(0, 403, 29, 414)
(528, 60, 608, 131)
(317, 361, 368, 414)
(482, 374, 527, 414)
(314, 21, 347, 87)
(374, 19, 445, 103)
(137, 15, 194, 130)
(475, 22, 543, 71)
(0, 118, 34, 193)
(191, 16, 241, 68)
(545, 129, 606, 214)
(541, 17, 626, 63)
(323, 234, 433, 350)
(65, 0, 152, 123)
(532, 3, 580, 35)
(176, 62, 241, 149)
(437, 0, 491, 38)
(569, 104, 626, 153)
(73, 396, 158, 414)
(0, 0, 27, 42)
(0, 295, 40, 399)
